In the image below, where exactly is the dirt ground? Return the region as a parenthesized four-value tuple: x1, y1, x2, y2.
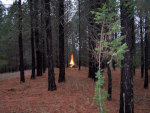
(0, 67, 149, 113)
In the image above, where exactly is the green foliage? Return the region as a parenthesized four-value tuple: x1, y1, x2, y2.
(93, 0, 128, 67)
(94, 70, 107, 113)
(133, 54, 140, 68)
(100, 36, 128, 66)
(92, 0, 128, 112)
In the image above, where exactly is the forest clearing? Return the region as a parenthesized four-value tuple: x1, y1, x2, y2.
(0, 0, 150, 112)
(0, 68, 150, 113)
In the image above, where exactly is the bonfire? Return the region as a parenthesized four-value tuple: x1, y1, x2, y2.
(69, 54, 75, 68)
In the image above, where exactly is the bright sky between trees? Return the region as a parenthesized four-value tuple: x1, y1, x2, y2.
(1, 0, 25, 7)
(1, 0, 76, 8)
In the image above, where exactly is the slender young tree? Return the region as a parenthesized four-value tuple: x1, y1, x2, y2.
(34, 0, 43, 76)
(144, 15, 149, 89)
(29, 0, 36, 79)
(58, 0, 65, 83)
(18, 0, 25, 82)
(78, 0, 81, 70)
(88, 0, 105, 80)
(140, 16, 144, 78)
(119, 0, 134, 112)
(45, 0, 56, 91)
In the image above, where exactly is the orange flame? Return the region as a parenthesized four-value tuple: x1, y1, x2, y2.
(69, 54, 75, 68)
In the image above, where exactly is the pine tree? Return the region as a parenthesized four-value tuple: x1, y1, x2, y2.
(58, 0, 65, 83)
(44, 0, 57, 91)
(119, 0, 134, 112)
(144, 15, 149, 89)
(18, 0, 25, 82)
(34, 0, 43, 76)
(28, 0, 36, 79)
(88, 0, 98, 80)
(140, 16, 144, 78)
(40, 0, 46, 73)
(78, 0, 81, 70)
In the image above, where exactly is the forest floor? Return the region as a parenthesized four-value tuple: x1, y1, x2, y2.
(0, 67, 150, 113)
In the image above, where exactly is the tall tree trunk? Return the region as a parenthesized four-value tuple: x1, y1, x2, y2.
(29, 0, 36, 79)
(88, 0, 93, 79)
(18, 0, 25, 83)
(58, 0, 65, 83)
(44, 0, 57, 91)
(66, 39, 69, 67)
(119, 0, 134, 113)
(140, 16, 144, 78)
(42, 39, 46, 73)
(65, 0, 69, 68)
(88, 0, 98, 80)
(78, 0, 81, 70)
(53, 1, 59, 68)
(144, 15, 149, 89)
(34, 0, 43, 76)
(107, 63, 112, 100)
(40, 0, 46, 73)
(131, 16, 135, 75)
(112, 59, 116, 70)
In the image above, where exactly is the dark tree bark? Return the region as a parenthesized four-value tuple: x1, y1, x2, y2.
(88, 50, 98, 80)
(88, 30, 99, 80)
(40, 0, 46, 73)
(119, 1, 134, 113)
(64, 0, 69, 68)
(34, 0, 43, 76)
(107, 63, 112, 100)
(131, 16, 135, 76)
(140, 17, 144, 78)
(18, 0, 25, 83)
(88, 47, 98, 79)
(112, 59, 116, 70)
(58, 0, 65, 83)
(44, 0, 57, 91)
(88, 0, 98, 80)
(66, 39, 69, 67)
(42, 39, 46, 73)
(78, 0, 81, 70)
(88, 0, 93, 79)
(29, 0, 36, 79)
(144, 15, 149, 89)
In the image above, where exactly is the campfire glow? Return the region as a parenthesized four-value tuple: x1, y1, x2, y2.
(69, 54, 75, 68)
